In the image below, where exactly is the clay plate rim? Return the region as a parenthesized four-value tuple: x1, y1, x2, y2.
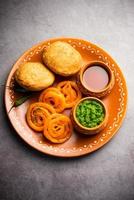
(4, 37, 128, 157)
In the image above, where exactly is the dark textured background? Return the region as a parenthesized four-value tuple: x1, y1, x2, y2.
(0, 0, 134, 200)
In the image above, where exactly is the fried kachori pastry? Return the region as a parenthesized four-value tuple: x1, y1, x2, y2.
(42, 41, 82, 76)
(15, 62, 55, 91)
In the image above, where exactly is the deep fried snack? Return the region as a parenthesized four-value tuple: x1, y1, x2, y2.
(44, 113, 72, 143)
(57, 81, 82, 108)
(26, 102, 55, 131)
(42, 41, 82, 76)
(39, 87, 65, 113)
(39, 87, 62, 100)
(15, 62, 55, 91)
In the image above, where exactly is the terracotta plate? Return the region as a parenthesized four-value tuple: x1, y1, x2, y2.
(5, 38, 128, 157)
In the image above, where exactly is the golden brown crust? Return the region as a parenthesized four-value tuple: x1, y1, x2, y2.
(15, 62, 55, 91)
(42, 41, 82, 76)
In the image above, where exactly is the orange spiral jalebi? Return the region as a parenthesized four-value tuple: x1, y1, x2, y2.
(39, 87, 62, 99)
(26, 102, 55, 131)
(57, 81, 82, 108)
(39, 87, 65, 113)
(44, 113, 72, 143)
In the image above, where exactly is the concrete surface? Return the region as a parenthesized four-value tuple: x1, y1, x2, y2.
(0, 0, 134, 200)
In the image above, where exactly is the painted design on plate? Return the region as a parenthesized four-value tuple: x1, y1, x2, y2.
(7, 40, 125, 154)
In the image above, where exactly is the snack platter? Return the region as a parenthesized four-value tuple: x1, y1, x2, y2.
(5, 38, 128, 157)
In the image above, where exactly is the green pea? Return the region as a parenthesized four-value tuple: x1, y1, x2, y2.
(85, 115, 90, 123)
(76, 99, 105, 128)
(86, 109, 90, 116)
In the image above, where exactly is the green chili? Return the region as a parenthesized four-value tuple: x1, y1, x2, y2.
(8, 95, 31, 113)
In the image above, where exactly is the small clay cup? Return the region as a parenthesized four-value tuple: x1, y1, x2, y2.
(71, 97, 108, 135)
(77, 61, 115, 98)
